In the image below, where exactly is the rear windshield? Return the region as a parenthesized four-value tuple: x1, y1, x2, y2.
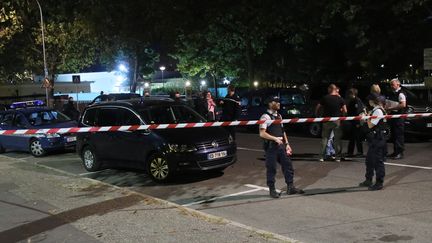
(138, 105, 205, 124)
(26, 110, 71, 126)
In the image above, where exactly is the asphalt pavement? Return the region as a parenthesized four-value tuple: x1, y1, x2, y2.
(1, 130, 432, 242)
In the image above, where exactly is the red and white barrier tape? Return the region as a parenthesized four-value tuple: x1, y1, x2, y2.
(1, 113, 431, 135)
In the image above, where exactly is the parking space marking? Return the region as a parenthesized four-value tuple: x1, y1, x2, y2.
(384, 162, 432, 170)
(182, 187, 263, 207)
(245, 184, 282, 193)
(78, 169, 110, 176)
(238, 147, 432, 170)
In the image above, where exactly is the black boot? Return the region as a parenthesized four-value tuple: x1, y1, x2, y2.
(359, 179, 373, 187)
(269, 186, 280, 198)
(368, 182, 384, 191)
(287, 184, 305, 195)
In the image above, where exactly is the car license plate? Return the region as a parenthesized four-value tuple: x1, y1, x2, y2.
(427, 123, 432, 128)
(66, 136, 77, 142)
(207, 151, 227, 160)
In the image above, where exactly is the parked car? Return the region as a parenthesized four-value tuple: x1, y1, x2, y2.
(88, 93, 141, 105)
(0, 100, 77, 157)
(238, 88, 316, 134)
(77, 97, 237, 182)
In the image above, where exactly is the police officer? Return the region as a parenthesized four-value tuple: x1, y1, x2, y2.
(386, 78, 407, 160)
(259, 96, 304, 198)
(359, 93, 387, 190)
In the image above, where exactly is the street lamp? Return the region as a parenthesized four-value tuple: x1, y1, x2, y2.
(184, 80, 191, 96)
(159, 66, 166, 88)
(200, 80, 206, 91)
(253, 81, 259, 88)
(35, 0, 49, 106)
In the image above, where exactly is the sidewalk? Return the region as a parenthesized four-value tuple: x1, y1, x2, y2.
(0, 155, 295, 243)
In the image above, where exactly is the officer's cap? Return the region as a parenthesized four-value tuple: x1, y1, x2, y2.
(265, 96, 280, 104)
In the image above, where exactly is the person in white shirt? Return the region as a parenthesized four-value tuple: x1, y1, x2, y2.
(386, 78, 407, 159)
(359, 93, 388, 191)
(259, 96, 304, 198)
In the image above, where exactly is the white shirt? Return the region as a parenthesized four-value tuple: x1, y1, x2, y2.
(395, 88, 406, 102)
(370, 106, 384, 126)
(259, 109, 283, 130)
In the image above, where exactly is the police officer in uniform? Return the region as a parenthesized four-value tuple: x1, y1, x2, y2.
(359, 93, 387, 190)
(387, 78, 407, 160)
(259, 96, 304, 198)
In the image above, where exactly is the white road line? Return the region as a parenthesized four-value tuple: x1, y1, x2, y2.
(245, 184, 282, 193)
(237, 147, 263, 152)
(182, 188, 263, 207)
(384, 162, 432, 170)
(238, 147, 432, 170)
(78, 169, 109, 176)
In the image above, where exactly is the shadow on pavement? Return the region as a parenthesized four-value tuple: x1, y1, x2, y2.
(0, 194, 144, 243)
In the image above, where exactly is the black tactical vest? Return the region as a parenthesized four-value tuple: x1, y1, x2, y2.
(264, 111, 284, 138)
(388, 89, 407, 114)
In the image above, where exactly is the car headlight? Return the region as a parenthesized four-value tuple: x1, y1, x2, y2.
(168, 144, 197, 152)
(45, 133, 61, 138)
(287, 109, 300, 115)
(228, 134, 234, 144)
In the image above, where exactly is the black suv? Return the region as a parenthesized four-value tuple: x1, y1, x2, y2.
(77, 98, 236, 182)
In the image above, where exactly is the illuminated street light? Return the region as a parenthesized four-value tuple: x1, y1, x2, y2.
(253, 81, 259, 88)
(118, 64, 128, 72)
(185, 80, 191, 87)
(409, 64, 413, 68)
(159, 66, 166, 88)
(201, 80, 206, 86)
(144, 82, 149, 88)
(380, 64, 385, 68)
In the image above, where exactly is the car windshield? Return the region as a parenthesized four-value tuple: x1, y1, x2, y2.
(26, 110, 71, 126)
(138, 105, 206, 124)
(280, 93, 305, 105)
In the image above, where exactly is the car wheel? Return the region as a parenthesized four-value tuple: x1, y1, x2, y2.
(81, 146, 101, 172)
(308, 123, 322, 137)
(0, 144, 5, 153)
(29, 139, 46, 157)
(147, 153, 172, 182)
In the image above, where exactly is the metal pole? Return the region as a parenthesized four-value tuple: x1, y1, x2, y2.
(162, 70, 164, 88)
(35, 0, 49, 105)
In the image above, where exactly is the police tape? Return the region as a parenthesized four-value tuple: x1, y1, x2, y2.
(1, 113, 432, 135)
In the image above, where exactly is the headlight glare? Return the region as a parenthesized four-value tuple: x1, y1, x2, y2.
(168, 143, 197, 152)
(46, 133, 61, 138)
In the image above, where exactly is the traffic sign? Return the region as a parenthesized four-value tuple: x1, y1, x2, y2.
(41, 78, 52, 88)
(72, 75, 81, 84)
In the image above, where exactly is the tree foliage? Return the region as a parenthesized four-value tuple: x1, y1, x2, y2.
(1, 0, 431, 88)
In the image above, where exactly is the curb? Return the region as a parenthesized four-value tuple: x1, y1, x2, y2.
(24, 157, 299, 243)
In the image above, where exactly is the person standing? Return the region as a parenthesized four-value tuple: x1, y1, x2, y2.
(259, 96, 304, 198)
(62, 97, 79, 121)
(220, 85, 241, 140)
(206, 91, 217, 121)
(386, 78, 407, 160)
(346, 88, 365, 157)
(359, 93, 387, 190)
(315, 84, 347, 162)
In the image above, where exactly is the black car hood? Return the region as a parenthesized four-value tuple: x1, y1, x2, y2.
(152, 127, 229, 144)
